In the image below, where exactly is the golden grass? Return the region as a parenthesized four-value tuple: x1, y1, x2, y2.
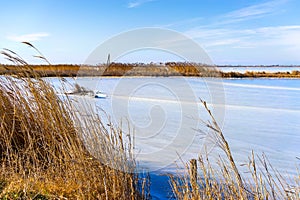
(0, 74, 147, 199)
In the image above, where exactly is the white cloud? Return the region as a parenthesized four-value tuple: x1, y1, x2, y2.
(253, 26, 300, 47)
(221, 0, 287, 24)
(127, 0, 155, 8)
(162, 17, 203, 28)
(180, 0, 296, 51)
(184, 25, 300, 64)
(185, 25, 300, 48)
(7, 32, 50, 42)
(206, 39, 241, 47)
(164, 0, 287, 29)
(157, 0, 298, 64)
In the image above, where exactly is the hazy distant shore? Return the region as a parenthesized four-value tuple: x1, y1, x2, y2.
(1, 62, 300, 78)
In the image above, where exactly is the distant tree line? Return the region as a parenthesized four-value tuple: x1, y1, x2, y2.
(0, 63, 299, 78)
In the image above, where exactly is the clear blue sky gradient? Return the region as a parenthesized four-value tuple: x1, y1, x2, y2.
(0, 0, 300, 65)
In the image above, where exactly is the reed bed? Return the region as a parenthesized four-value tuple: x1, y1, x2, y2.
(0, 74, 148, 199)
(1, 63, 300, 78)
(170, 100, 300, 200)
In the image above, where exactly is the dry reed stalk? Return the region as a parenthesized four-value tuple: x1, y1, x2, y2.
(170, 100, 300, 200)
(0, 43, 149, 199)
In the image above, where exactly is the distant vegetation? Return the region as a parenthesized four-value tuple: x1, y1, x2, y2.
(1, 63, 299, 78)
(0, 62, 220, 77)
(222, 70, 300, 78)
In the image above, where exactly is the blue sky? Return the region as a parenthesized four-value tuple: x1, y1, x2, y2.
(0, 0, 300, 65)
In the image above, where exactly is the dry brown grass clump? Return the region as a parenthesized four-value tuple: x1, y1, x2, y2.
(0, 75, 147, 199)
(170, 101, 300, 200)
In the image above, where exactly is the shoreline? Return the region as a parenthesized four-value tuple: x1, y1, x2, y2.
(57, 76, 300, 79)
(1, 63, 300, 78)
